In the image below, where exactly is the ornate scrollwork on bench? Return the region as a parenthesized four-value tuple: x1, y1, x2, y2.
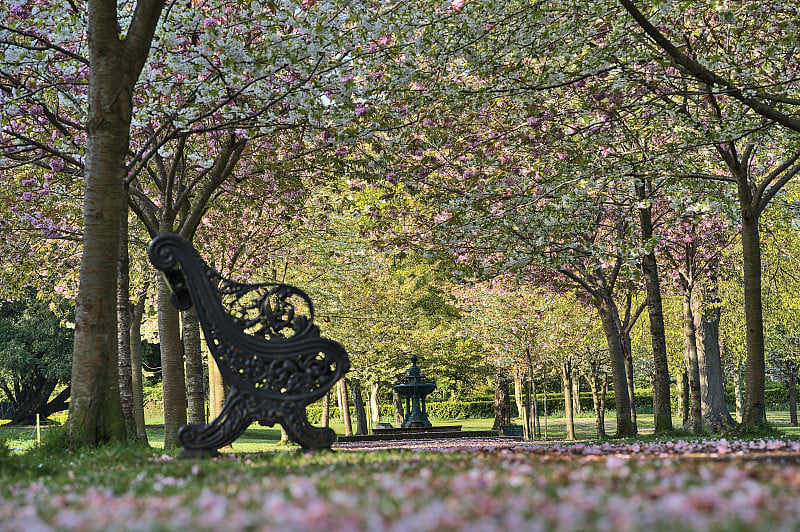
(148, 233, 350, 457)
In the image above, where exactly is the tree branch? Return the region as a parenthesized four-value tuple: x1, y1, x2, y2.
(618, 0, 800, 133)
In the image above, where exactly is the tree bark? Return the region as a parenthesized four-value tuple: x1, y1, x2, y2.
(321, 391, 330, 428)
(182, 306, 205, 425)
(117, 205, 136, 439)
(492, 369, 512, 431)
(572, 368, 582, 414)
(693, 282, 736, 432)
(158, 275, 187, 448)
(337, 378, 352, 436)
(682, 292, 703, 432)
(789, 361, 797, 427)
(679, 371, 690, 426)
(8, 377, 57, 425)
(560, 359, 575, 440)
(66, 0, 164, 450)
(732, 361, 743, 422)
(369, 381, 381, 424)
(67, 57, 128, 446)
(595, 296, 635, 436)
(637, 181, 673, 434)
(739, 207, 767, 426)
(392, 389, 404, 426)
(622, 335, 638, 433)
(514, 370, 530, 439)
(208, 354, 224, 421)
(529, 373, 540, 438)
(584, 358, 607, 439)
(601, 373, 608, 434)
(130, 283, 149, 443)
(350, 379, 368, 435)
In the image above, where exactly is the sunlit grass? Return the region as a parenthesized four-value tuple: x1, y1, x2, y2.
(4, 409, 798, 454)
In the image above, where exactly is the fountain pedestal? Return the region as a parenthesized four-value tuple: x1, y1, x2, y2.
(393, 354, 436, 428)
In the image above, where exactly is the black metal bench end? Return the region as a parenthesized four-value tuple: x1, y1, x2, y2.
(148, 233, 350, 457)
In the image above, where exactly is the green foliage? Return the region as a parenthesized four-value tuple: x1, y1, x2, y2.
(0, 292, 74, 384)
(0, 292, 74, 423)
(142, 382, 163, 405)
(723, 381, 798, 410)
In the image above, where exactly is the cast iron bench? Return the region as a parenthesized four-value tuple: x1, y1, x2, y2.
(148, 233, 350, 457)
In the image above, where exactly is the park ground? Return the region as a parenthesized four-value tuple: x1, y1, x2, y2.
(2, 412, 800, 531)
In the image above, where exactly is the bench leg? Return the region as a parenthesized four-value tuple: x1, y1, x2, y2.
(275, 404, 337, 450)
(177, 386, 253, 457)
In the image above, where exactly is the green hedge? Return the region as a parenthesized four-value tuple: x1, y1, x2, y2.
(724, 383, 798, 409)
(306, 392, 660, 422)
(306, 404, 395, 424)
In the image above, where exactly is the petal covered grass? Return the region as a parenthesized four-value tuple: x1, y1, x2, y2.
(3, 437, 800, 531)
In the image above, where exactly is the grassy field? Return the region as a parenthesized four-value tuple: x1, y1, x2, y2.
(3, 409, 799, 453)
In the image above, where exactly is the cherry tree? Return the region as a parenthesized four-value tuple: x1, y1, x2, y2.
(2, 0, 168, 445)
(658, 203, 737, 432)
(617, 0, 800, 428)
(2, 0, 434, 446)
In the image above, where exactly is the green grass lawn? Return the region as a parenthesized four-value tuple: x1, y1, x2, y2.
(5, 409, 797, 453)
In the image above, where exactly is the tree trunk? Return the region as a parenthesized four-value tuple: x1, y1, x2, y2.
(585, 362, 607, 439)
(732, 362, 743, 422)
(601, 373, 608, 434)
(369, 381, 381, 424)
(67, 76, 128, 446)
(337, 378, 352, 436)
(68, 164, 127, 444)
(595, 295, 635, 436)
(572, 368, 582, 414)
(622, 336, 638, 433)
(525, 348, 539, 437)
(66, 0, 164, 450)
(392, 389, 404, 426)
(492, 369, 512, 431)
(182, 306, 205, 425)
(8, 378, 57, 425)
(589, 374, 605, 439)
(693, 282, 736, 432)
(542, 377, 549, 439)
(321, 392, 330, 427)
(531, 378, 541, 438)
(738, 192, 766, 427)
(682, 292, 702, 432)
(351, 379, 368, 435)
(560, 360, 575, 440)
(117, 206, 136, 439)
(789, 361, 797, 427)
(42, 386, 71, 419)
(637, 182, 673, 434)
(514, 370, 529, 439)
(208, 354, 224, 420)
(677, 371, 689, 426)
(158, 275, 187, 448)
(130, 282, 149, 443)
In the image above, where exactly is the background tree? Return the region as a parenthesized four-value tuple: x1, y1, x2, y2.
(0, 292, 73, 425)
(618, 0, 800, 428)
